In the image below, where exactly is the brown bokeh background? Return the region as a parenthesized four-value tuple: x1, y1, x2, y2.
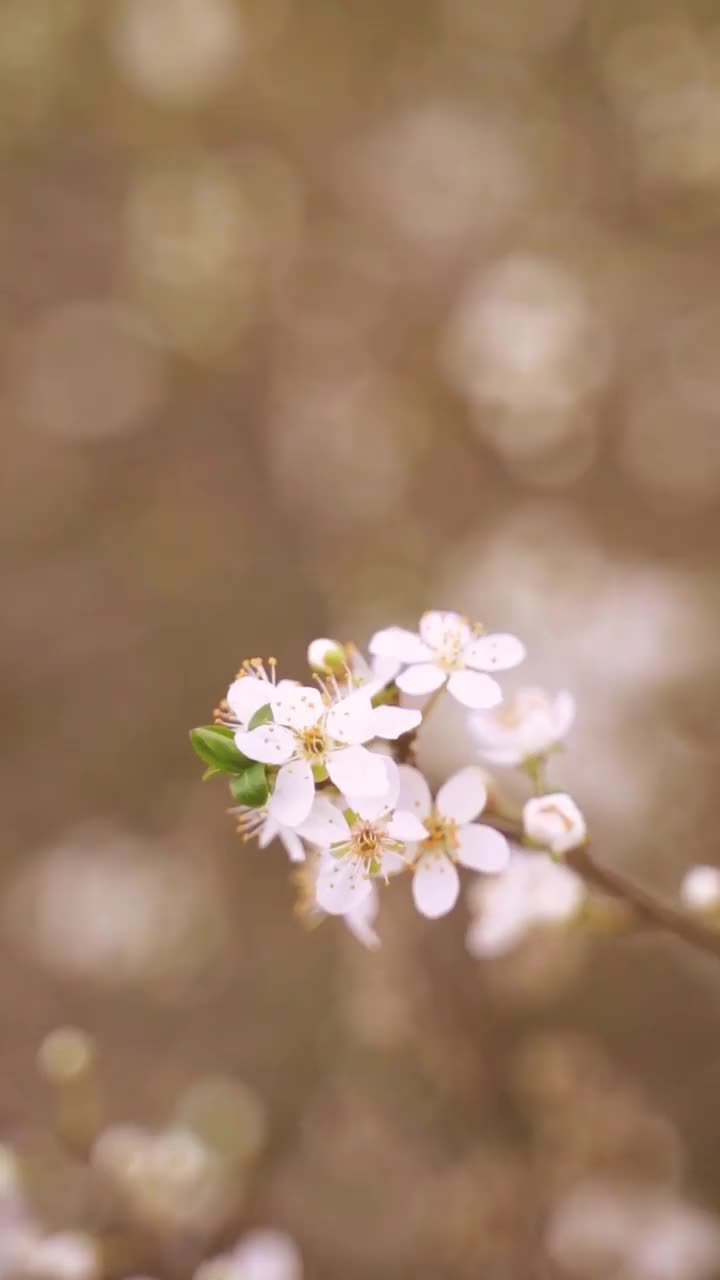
(3, 0, 720, 1276)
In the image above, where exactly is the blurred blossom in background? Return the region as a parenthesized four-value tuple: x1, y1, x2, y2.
(3, 0, 720, 1276)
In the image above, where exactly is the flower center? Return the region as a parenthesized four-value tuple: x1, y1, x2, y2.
(422, 810, 459, 856)
(498, 691, 548, 729)
(299, 725, 327, 761)
(353, 822, 380, 857)
(431, 629, 465, 671)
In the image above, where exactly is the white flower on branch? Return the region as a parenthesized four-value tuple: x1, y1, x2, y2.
(469, 687, 575, 766)
(303, 759, 427, 915)
(397, 765, 510, 918)
(228, 665, 420, 828)
(370, 609, 525, 709)
(680, 865, 720, 912)
(466, 846, 585, 957)
(523, 792, 587, 856)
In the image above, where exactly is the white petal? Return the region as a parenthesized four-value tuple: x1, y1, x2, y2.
(387, 810, 428, 842)
(349, 756, 400, 818)
(316, 855, 373, 915)
(371, 705, 422, 740)
(446, 670, 502, 710)
(226, 676, 274, 727)
(271, 684, 324, 731)
(257, 816, 277, 849)
(381, 849, 407, 876)
(396, 663, 446, 695)
(412, 853, 460, 919)
(472, 743, 524, 767)
(370, 653, 403, 685)
(466, 913, 526, 958)
(553, 690, 576, 738)
(463, 632, 526, 671)
(327, 744, 390, 797)
(344, 883, 381, 950)
(325, 691, 376, 745)
(268, 760, 315, 827)
(234, 724, 295, 764)
(436, 766, 488, 823)
(369, 626, 432, 663)
(397, 765, 432, 819)
(295, 795, 350, 847)
(278, 829, 306, 863)
(456, 824, 510, 873)
(419, 610, 471, 650)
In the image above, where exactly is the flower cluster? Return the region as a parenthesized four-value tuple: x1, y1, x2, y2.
(191, 610, 595, 953)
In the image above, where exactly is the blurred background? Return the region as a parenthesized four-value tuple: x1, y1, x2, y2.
(3, 0, 720, 1276)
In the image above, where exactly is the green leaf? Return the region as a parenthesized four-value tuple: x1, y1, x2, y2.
(229, 764, 269, 809)
(190, 726, 251, 775)
(248, 703, 273, 730)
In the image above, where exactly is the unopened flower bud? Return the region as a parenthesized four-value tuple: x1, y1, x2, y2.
(523, 793, 587, 856)
(307, 638, 346, 674)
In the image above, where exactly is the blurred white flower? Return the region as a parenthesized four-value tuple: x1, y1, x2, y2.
(93, 1125, 233, 1238)
(229, 675, 420, 827)
(111, 0, 243, 106)
(195, 1229, 302, 1280)
(397, 766, 510, 919)
(304, 760, 426, 915)
(680, 866, 720, 912)
(546, 1180, 720, 1280)
(523, 793, 587, 856)
(2, 825, 228, 987)
(470, 688, 575, 766)
(14, 1231, 100, 1280)
(466, 847, 585, 956)
(370, 610, 524, 709)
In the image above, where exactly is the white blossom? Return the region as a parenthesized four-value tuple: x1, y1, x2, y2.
(523, 792, 587, 856)
(306, 759, 427, 915)
(14, 1231, 100, 1280)
(194, 1229, 303, 1280)
(546, 1181, 720, 1280)
(228, 667, 420, 828)
(370, 610, 525, 709)
(680, 865, 720, 912)
(466, 846, 585, 956)
(397, 765, 510, 918)
(469, 687, 575, 766)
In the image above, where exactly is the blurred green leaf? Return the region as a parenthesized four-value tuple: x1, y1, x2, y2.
(229, 764, 269, 808)
(190, 726, 251, 775)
